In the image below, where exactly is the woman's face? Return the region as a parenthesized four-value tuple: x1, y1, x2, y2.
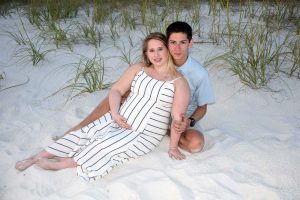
(146, 39, 169, 67)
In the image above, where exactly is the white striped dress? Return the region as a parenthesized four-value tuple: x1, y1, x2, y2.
(46, 69, 178, 181)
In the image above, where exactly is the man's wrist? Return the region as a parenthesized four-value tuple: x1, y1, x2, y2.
(189, 117, 196, 127)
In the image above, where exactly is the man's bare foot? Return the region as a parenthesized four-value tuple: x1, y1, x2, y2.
(15, 158, 36, 171)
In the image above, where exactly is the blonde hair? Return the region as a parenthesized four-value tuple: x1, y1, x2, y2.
(142, 32, 179, 77)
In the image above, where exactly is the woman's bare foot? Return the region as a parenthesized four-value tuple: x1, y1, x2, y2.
(36, 159, 60, 171)
(15, 157, 36, 171)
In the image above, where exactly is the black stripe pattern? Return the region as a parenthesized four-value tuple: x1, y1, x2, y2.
(45, 69, 176, 181)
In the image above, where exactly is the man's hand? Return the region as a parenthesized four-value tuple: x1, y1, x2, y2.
(172, 115, 189, 133)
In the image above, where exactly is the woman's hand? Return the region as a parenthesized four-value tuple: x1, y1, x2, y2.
(111, 112, 131, 129)
(168, 147, 186, 160)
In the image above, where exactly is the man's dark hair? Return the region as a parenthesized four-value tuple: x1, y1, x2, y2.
(166, 21, 192, 41)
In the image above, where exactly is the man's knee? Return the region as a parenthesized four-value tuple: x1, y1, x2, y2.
(189, 138, 204, 153)
(185, 130, 205, 153)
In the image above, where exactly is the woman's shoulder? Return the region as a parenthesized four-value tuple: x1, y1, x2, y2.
(125, 62, 145, 75)
(130, 62, 146, 70)
(173, 75, 189, 89)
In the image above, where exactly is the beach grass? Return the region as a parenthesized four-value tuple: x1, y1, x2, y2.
(1, 0, 299, 95)
(6, 13, 55, 66)
(75, 19, 102, 48)
(52, 54, 111, 100)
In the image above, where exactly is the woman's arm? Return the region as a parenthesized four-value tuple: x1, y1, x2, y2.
(109, 63, 142, 128)
(169, 77, 190, 160)
(53, 66, 140, 141)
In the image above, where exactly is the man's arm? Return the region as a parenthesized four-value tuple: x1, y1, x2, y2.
(189, 104, 207, 122)
(172, 104, 207, 131)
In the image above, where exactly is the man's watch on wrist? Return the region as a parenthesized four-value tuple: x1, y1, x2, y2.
(189, 117, 196, 127)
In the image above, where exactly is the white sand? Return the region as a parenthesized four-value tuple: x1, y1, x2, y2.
(1, 13, 300, 200)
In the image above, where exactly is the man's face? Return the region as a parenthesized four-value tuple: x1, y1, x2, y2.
(168, 32, 192, 66)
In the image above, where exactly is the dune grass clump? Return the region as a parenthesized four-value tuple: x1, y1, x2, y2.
(40, 20, 74, 50)
(75, 20, 102, 48)
(54, 54, 111, 99)
(27, 0, 85, 22)
(283, 37, 300, 78)
(0, 0, 18, 17)
(108, 14, 120, 43)
(217, 23, 289, 88)
(260, 0, 300, 32)
(6, 15, 55, 66)
(118, 41, 140, 67)
(120, 9, 137, 31)
(7, 26, 51, 66)
(15, 40, 54, 66)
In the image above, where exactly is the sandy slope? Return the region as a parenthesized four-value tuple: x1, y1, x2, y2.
(1, 14, 300, 200)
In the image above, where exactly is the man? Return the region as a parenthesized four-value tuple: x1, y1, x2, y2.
(166, 21, 215, 153)
(62, 21, 215, 154)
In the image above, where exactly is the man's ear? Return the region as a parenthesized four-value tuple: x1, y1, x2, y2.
(189, 39, 193, 48)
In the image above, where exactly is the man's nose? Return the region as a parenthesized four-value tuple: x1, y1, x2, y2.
(175, 44, 181, 50)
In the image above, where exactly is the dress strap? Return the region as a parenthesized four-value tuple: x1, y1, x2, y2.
(170, 76, 182, 83)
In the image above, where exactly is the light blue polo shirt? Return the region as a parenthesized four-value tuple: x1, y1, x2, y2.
(178, 55, 216, 117)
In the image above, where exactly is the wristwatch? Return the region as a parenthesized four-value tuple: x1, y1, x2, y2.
(189, 117, 196, 127)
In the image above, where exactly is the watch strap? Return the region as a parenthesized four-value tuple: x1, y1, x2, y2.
(189, 117, 196, 127)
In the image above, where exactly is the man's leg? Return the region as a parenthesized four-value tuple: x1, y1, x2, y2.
(64, 91, 130, 134)
(179, 129, 204, 153)
(52, 96, 111, 141)
(66, 96, 110, 133)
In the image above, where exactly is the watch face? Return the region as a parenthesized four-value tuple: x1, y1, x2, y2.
(190, 118, 196, 127)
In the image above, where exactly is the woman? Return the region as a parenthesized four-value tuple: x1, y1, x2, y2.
(15, 32, 190, 181)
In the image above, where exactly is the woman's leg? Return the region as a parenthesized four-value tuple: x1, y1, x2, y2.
(15, 150, 55, 171)
(36, 157, 77, 171)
